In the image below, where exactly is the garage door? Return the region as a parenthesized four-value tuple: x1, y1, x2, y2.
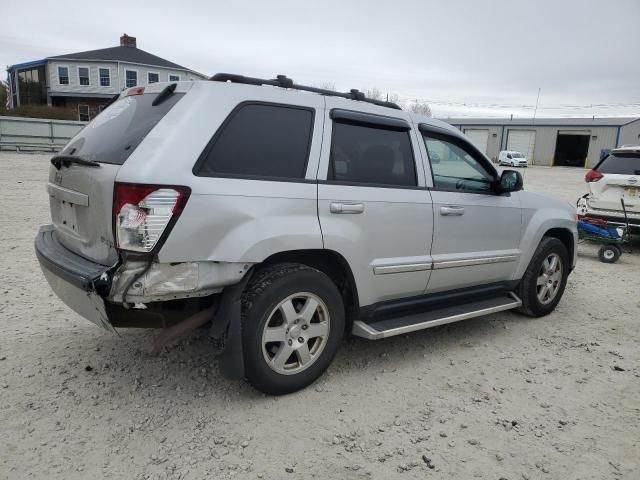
(464, 129, 489, 154)
(506, 130, 535, 161)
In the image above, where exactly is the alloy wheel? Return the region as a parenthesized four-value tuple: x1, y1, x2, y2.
(261, 292, 330, 375)
(536, 253, 563, 305)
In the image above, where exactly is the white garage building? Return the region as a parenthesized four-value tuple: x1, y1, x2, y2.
(443, 117, 640, 168)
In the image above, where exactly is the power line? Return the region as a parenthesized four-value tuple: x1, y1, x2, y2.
(398, 96, 640, 110)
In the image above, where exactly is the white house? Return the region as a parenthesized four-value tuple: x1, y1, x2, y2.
(6, 34, 207, 121)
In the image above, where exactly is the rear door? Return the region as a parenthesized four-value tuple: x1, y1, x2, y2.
(47, 83, 190, 265)
(589, 152, 640, 213)
(418, 126, 522, 294)
(317, 101, 433, 307)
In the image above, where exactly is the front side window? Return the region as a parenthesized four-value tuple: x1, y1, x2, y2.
(148, 72, 159, 84)
(78, 67, 90, 86)
(78, 104, 90, 121)
(99, 68, 110, 86)
(329, 122, 417, 187)
(195, 103, 314, 179)
(125, 70, 137, 88)
(423, 134, 493, 192)
(58, 66, 69, 85)
(169, 74, 180, 82)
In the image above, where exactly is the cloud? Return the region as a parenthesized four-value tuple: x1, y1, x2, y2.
(3, 0, 639, 118)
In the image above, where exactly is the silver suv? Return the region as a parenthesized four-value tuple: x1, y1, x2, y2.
(35, 74, 577, 394)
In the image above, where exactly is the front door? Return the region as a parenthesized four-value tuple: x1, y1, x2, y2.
(317, 102, 434, 307)
(419, 128, 522, 294)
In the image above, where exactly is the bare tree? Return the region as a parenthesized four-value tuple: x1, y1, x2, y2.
(311, 82, 432, 116)
(319, 82, 336, 92)
(365, 87, 383, 101)
(406, 101, 432, 117)
(387, 93, 400, 104)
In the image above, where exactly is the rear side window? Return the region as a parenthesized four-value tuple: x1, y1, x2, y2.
(60, 92, 184, 165)
(329, 122, 417, 187)
(195, 104, 314, 180)
(597, 153, 640, 175)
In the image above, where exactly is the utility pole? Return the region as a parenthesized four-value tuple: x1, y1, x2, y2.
(532, 87, 541, 123)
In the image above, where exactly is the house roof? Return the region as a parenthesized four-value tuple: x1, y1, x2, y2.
(47, 45, 189, 71)
(440, 117, 640, 127)
(7, 59, 46, 71)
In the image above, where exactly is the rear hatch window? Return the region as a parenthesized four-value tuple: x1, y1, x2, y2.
(50, 88, 186, 265)
(60, 91, 185, 165)
(597, 153, 640, 175)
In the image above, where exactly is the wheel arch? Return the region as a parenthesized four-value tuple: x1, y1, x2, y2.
(261, 249, 360, 330)
(543, 227, 575, 267)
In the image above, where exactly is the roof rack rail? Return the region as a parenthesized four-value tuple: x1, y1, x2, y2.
(209, 73, 402, 110)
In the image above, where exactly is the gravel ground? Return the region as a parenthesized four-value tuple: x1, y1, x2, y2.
(1, 152, 638, 480)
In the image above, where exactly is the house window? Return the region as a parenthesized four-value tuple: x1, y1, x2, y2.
(148, 72, 159, 84)
(169, 74, 180, 82)
(99, 68, 110, 87)
(125, 70, 137, 88)
(78, 105, 90, 122)
(58, 66, 69, 85)
(78, 67, 90, 86)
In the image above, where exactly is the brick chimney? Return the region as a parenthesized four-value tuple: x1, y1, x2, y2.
(120, 34, 137, 48)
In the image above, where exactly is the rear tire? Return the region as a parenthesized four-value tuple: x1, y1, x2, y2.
(241, 263, 345, 395)
(598, 244, 621, 263)
(517, 237, 569, 317)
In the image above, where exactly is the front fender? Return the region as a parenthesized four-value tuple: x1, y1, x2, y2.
(514, 192, 578, 279)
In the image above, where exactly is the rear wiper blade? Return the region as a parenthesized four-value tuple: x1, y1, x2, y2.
(152, 83, 177, 106)
(51, 155, 101, 170)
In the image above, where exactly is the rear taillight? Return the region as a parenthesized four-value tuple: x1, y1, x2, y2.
(113, 183, 190, 253)
(585, 169, 603, 182)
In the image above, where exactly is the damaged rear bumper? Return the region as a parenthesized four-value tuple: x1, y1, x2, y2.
(35, 225, 115, 331)
(108, 260, 251, 304)
(36, 224, 252, 330)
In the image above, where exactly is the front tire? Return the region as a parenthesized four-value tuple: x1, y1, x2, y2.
(517, 237, 569, 317)
(241, 263, 345, 395)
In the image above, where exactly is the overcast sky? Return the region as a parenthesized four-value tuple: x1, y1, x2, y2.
(2, 0, 639, 118)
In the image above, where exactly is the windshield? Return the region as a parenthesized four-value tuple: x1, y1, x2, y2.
(511, 152, 524, 158)
(59, 92, 185, 165)
(597, 153, 640, 175)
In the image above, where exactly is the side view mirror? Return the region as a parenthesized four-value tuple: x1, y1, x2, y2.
(498, 169, 523, 193)
(507, 154, 512, 159)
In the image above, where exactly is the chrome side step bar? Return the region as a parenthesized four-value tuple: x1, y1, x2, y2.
(352, 293, 522, 340)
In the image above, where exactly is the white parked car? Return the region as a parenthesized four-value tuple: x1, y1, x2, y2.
(580, 146, 640, 233)
(499, 150, 528, 167)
